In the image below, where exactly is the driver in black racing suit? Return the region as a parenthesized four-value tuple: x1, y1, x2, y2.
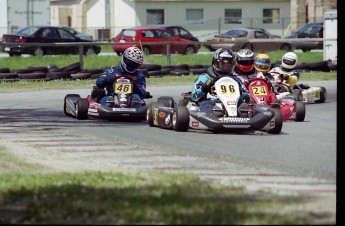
(191, 48, 250, 114)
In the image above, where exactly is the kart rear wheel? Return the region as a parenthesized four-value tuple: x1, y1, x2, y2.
(268, 108, 283, 134)
(64, 94, 80, 116)
(76, 98, 89, 120)
(293, 89, 303, 101)
(147, 102, 157, 127)
(315, 87, 327, 103)
(295, 101, 306, 122)
(173, 106, 190, 132)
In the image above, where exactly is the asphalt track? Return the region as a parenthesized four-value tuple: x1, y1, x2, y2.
(0, 80, 337, 222)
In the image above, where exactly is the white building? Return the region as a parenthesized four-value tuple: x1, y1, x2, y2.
(48, 0, 336, 41)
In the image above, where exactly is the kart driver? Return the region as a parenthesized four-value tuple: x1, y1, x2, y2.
(253, 53, 274, 80)
(233, 48, 257, 83)
(191, 48, 250, 114)
(92, 46, 146, 108)
(268, 51, 300, 92)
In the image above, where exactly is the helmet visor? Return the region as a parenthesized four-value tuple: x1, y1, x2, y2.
(255, 58, 271, 70)
(123, 57, 141, 72)
(238, 59, 254, 66)
(283, 58, 296, 66)
(217, 57, 234, 72)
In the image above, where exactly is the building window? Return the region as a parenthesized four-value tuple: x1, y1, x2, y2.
(146, 9, 164, 25)
(186, 9, 203, 24)
(225, 9, 242, 24)
(263, 9, 280, 24)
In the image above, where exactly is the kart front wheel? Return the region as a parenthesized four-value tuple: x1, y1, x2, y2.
(76, 98, 89, 120)
(268, 108, 283, 134)
(315, 87, 327, 103)
(295, 101, 306, 122)
(293, 89, 303, 101)
(173, 106, 189, 132)
(157, 96, 175, 108)
(64, 94, 80, 116)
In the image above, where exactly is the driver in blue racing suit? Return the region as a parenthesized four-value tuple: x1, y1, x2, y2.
(92, 46, 147, 108)
(191, 48, 250, 114)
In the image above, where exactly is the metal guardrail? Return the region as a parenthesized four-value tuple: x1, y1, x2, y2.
(0, 38, 334, 68)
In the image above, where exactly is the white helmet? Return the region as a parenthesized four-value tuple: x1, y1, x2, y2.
(121, 46, 144, 73)
(281, 52, 298, 70)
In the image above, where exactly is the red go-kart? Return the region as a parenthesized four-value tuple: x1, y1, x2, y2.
(246, 77, 306, 122)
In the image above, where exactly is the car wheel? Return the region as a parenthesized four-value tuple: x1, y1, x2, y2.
(280, 44, 292, 51)
(302, 48, 311, 52)
(142, 46, 150, 55)
(115, 51, 123, 56)
(33, 47, 44, 56)
(173, 106, 190, 132)
(267, 108, 283, 134)
(9, 52, 21, 57)
(85, 47, 96, 55)
(76, 98, 89, 120)
(295, 101, 306, 122)
(183, 46, 195, 55)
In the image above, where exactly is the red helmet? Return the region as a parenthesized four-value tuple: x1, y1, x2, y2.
(236, 49, 254, 72)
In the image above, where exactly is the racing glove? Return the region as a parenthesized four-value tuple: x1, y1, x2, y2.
(201, 79, 213, 93)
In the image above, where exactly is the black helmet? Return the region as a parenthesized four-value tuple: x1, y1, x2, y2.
(121, 47, 144, 73)
(212, 48, 236, 74)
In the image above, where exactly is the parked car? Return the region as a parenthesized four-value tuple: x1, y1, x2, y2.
(59, 26, 94, 41)
(156, 25, 199, 42)
(1, 25, 101, 57)
(204, 27, 293, 52)
(285, 22, 323, 52)
(111, 26, 200, 56)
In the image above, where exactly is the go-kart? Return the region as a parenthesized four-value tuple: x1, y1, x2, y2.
(270, 72, 327, 104)
(146, 76, 283, 134)
(64, 75, 152, 120)
(293, 83, 327, 104)
(247, 77, 306, 122)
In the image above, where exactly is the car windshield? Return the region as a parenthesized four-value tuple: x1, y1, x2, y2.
(295, 24, 321, 34)
(118, 29, 136, 38)
(14, 26, 40, 35)
(222, 29, 247, 38)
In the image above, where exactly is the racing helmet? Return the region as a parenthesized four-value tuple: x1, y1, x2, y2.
(281, 52, 298, 70)
(212, 48, 236, 74)
(254, 53, 271, 73)
(236, 49, 254, 72)
(121, 46, 144, 73)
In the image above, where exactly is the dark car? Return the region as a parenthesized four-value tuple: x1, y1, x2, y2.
(285, 22, 323, 52)
(111, 26, 200, 56)
(204, 27, 292, 52)
(1, 25, 101, 57)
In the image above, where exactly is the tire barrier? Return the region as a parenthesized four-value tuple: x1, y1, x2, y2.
(0, 61, 337, 83)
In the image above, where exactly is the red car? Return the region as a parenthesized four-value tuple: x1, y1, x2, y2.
(111, 26, 200, 56)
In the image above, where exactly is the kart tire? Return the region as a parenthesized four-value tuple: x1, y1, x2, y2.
(64, 94, 80, 116)
(267, 108, 283, 134)
(271, 99, 281, 108)
(76, 98, 89, 120)
(157, 96, 175, 108)
(315, 87, 327, 103)
(173, 106, 189, 132)
(147, 102, 158, 127)
(293, 89, 303, 101)
(295, 101, 306, 122)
